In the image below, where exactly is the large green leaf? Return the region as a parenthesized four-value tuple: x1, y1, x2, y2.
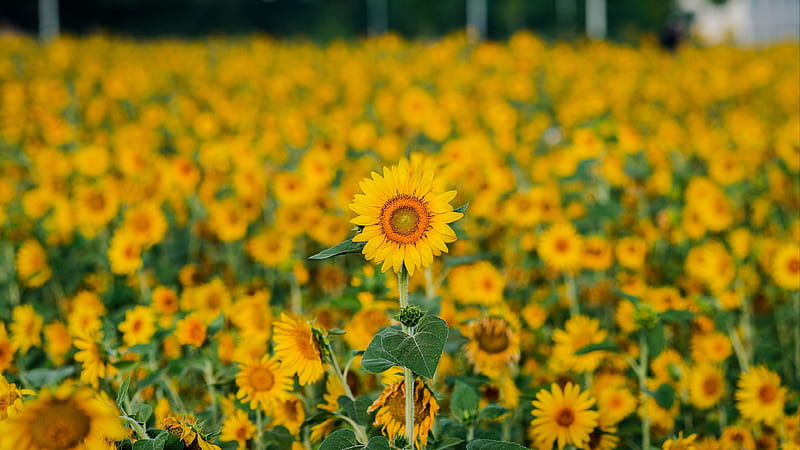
(21, 366, 75, 388)
(450, 381, 480, 421)
(309, 239, 366, 260)
(653, 383, 676, 410)
(659, 309, 695, 324)
(318, 429, 390, 450)
(381, 315, 449, 379)
(362, 326, 401, 374)
(466, 439, 529, 450)
(574, 341, 620, 356)
(477, 404, 511, 421)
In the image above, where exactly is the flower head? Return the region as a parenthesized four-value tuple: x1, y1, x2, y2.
(529, 382, 599, 450)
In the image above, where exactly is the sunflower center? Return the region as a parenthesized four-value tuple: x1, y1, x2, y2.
(476, 329, 509, 354)
(296, 333, 320, 359)
(556, 407, 575, 427)
(702, 376, 720, 395)
(758, 384, 777, 403)
(30, 399, 91, 450)
(380, 195, 431, 245)
(249, 367, 275, 391)
(387, 385, 426, 424)
(555, 238, 569, 252)
(788, 258, 800, 274)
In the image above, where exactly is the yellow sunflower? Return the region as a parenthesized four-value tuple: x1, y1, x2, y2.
(0, 384, 127, 450)
(0, 374, 34, 420)
(117, 305, 156, 347)
(719, 425, 755, 449)
(462, 316, 521, 379)
(272, 313, 326, 385)
(271, 395, 306, 436)
(220, 409, 256, 448)
(552, 315, 608, 373)
(537, 222, 584, 273)
(9, 304, 43, 354)
(529, 382, 599, 450)
(735, 366, 787, 426)
(162, 415, 221, 450)
(0, 324, 16, 372)
(771, 243, 800, 290)
(174, 313, 207, 348)
(15, 240, 52, 288)
(688, 363, 725, 409)
(662, 431, 698, 450)
(108, 230, 143, 275)
(349, 161, 463, 276)
(367, 378, 440, 448)
(235, 355, 294, 410)
(73, 329, 115, 388)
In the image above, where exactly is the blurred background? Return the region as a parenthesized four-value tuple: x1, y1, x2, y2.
(2, 0, 798, 44)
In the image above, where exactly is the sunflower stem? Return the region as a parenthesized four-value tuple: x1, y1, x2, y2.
(256, 407, 265, 450)
(137, 268, 150, 302)
(794, 291, 800, 384)
(638, 331, 651, 450)
(120, 415, 149, 440)
(566, 272, 579, 317)
(290, 271, 302, 315)
(326, 341, 356, 400)
(398, 266, 415, 450)
(424, 266, 435, 301)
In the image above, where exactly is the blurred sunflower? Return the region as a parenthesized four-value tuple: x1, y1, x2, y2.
(235, 355, 293, 410)
(552, 315, 608, 373)
(174, 313, 207, 348)
(73, 329, 115, 388)
(582, 236, 613, 271)
(735, 366, 786, 426)
(462, 316, 520, 378)
(350, 161, 463, 276)
(108, 230, 143, 275)
(9, 305, 43, 354)
(367, 378, 440, 448)
(271, 395, 306, 436)
(0, 375, 34, 420)
(121, 202, 168, 248)
(537, 222, 584, 273)
(15, 240, 51, 288)
(272, 313, 326, 385)
(529, 382, 599, 450)
(771, 243, 800, 290)
(0, 384, 126, 450)
(219, 409, 256, 448)
(688, 364, 725, 409)
(117, 305, 156, 347)
(719, 425, 755, 449)
(662, 431, 697, 450)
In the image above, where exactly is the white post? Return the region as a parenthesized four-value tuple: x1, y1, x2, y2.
(39, 0, 60, 42)
(586, 0, 607, 39)
(367, 0, 388, 36)
(467, 0, 487, 42)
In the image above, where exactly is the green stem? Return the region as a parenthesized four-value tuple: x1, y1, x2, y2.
(566, 272, 579, 317)
(398, 267, 414, 450)
(255, 407, 265, 450)
(120, 415, 149, 440)
(326, 341, 356, 400)
(638, 332, 650, 450)
(137, 269, 151, 302)
(204, 361, 218, 427)
(290, 272, 302, 315)
(794, 291, 800, 384)
(423, 266, 435, 301)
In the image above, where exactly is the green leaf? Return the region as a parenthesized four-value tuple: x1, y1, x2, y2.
(574, 341, 620, 356)
(653, 383, 676, 410)
(645, 323, 666, 357)
(454, 203, 469, 215)
(432, 437, 465, 449)
(443, 254, 485, 268)
(264, 426, 294, 448)
(132, 431, 169, 450)
(451, 381, 480, 421)
(116, 376, 131, 410)
(362, 327, 401, 374)
(21, 366, 75, 388)
(381, 315, 449, 379)
(612, 289, 642, 305)
(309, 239, 366, 260)
(477, 404, 511, 421)
(114, 360, 141, 372)
(133, 403, 153, 423)
(337, 395, 373, 426)
(319, 429, 390, 450)
(207, 314, 224, 336)
(659, 309, 695, 324)
(466, 439, 529, 450)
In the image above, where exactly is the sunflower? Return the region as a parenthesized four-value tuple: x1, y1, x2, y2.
(219, 409, 256, 448)
(688, 363, 725, 409)
(349, 161, 463, 276)
(0, 375, 34, 420)
(15, 240, 52, 288)
(121, 202, 168, 248)
(662, 431, 698, 450)
(462, 316, 521, 379)
(9, 304, 43, 354)
(529, 382, 599, 450)
(343, 307, 391, 351)
(596, 387, 637, 425)
(272, 313, 326, 385)
(162, 415, 221, 450)
(43, 321, 71, 366)
(537, 222, 584, 273)
(719, 425, 755, 449)
(367, 378, 440, 448)
(0, 384, 127, 450)
(174, 313, 207, 348)
(73, 329, 115, 388)
(117, 305, 156, 347)
(771, 243, 800, 290)
(552, 315, 608, 373)
(108, 230, 143, 275)
(246, 230, 293, 268)
(689, 332, 731, 365)
(615, 236, 647, 271)
(235, 355, 294, 410)
(582, 236, 613, 271)
(271, 395, 306, 436)
(735, 366, 787, 426)
(448, 261, 506, 306)
(0, 324, 14, 373)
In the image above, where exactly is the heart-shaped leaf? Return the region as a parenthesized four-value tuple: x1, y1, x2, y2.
(319, 429, 390, 450)
(362, 326, 402, 374)
(381, 315, 448, 379)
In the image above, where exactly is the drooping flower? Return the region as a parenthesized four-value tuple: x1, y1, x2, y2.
(272, 313, 326, 385)
(367, 379, 440, 448)
(529, 382, 599, 450)
(162, 414, 221, 450)
(462, 316, 521, 379)
(349, 161, 463, 276)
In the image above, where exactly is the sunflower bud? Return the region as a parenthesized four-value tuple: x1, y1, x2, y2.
(393, 434, 409, 448)
(633, 303, 658, 329)
(398, 305, 424, 328)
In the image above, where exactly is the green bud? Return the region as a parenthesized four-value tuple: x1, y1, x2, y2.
(633, 303, 659, 329)
(393, 434, 409, 449)
(398, 305, 424, 328)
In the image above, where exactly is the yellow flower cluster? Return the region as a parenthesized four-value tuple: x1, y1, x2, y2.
(0, 31, 797, 449)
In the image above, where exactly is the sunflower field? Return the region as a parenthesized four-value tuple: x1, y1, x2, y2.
(0, 32, 798, 450)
